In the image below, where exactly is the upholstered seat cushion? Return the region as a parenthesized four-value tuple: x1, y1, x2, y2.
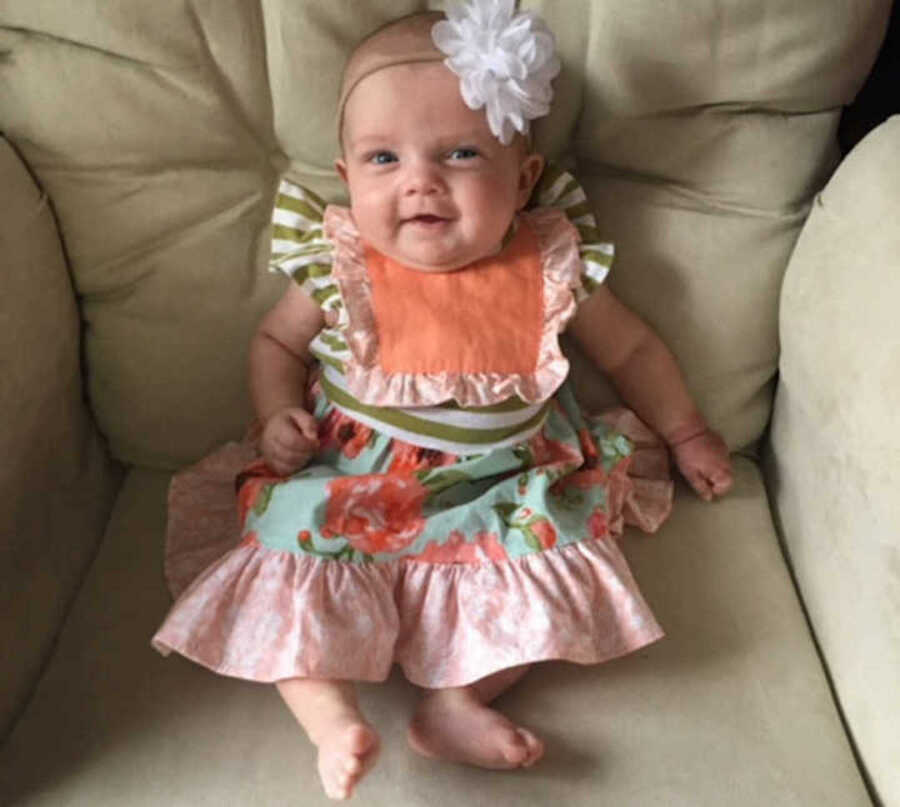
(0, 463, 869, 805)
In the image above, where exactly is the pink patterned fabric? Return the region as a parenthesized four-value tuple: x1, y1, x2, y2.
(324, 205, 582, 407)
(162, 440, 259, 600)
(596, 408, 676, 534)
(154, 404, 672, 688)
(153, 536, 662, 688)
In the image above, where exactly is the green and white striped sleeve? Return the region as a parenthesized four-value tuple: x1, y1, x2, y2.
(533, 164, 614, 302)
(268, 179, 340, 311)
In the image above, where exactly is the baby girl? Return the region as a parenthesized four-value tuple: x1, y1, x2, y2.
(154, 2, 732, 801)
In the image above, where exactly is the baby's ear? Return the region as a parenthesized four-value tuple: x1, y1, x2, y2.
(517, 152, 545, 209)
(335, 158, 349, 185)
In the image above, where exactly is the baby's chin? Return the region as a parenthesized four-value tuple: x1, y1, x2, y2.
(390, 254, 475, 273)
(370, 240, 500, 274)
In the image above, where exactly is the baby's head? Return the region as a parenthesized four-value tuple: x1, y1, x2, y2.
(335, 7, 559, 272)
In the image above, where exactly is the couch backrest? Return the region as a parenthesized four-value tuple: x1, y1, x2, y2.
(0, 0, 890, 469)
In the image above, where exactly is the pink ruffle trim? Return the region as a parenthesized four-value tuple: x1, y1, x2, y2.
(323, 206, 583, 407)
(152, 538, 663, 689)
(596, 407, 675, 535)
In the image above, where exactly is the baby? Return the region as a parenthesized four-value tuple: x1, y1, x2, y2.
(154, 3, 732, 801)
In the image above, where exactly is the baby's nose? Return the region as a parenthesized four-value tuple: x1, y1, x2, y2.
(403, 159, 444, 196)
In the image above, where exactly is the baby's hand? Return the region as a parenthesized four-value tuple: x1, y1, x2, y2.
(670, 428, 734, 502)
(259, 407, 319, 476)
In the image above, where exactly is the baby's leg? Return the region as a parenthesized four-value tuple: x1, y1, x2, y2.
(407, 664, 544, 769)
(276, 678, 380, 800)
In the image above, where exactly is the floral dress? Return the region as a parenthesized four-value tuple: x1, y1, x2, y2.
(152, 167, 674, 689)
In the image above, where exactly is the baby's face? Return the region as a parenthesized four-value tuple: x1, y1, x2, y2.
(337, 63, 543, 272)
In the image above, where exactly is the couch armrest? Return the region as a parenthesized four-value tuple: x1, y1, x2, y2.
(766, 116, 900, 805)
(0, 137, 122, 740)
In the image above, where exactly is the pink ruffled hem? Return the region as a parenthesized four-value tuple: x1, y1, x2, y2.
(152, 538, 663, 689)
(324, 205, 583, 407)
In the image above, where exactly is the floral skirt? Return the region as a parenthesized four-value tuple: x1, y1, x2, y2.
(152, 379, 674, 688)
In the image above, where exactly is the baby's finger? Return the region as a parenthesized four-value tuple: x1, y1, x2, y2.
(265, 453, 295, 477)
(686, 470, 714, 502)
(270, 420, 316, 452)
(267, 446, 312, 476)
(272, 440, 313, 466)
(287, 409, 320, 445)
(710, 468, 734, 496)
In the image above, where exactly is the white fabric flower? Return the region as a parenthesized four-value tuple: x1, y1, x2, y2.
(432, 0, 561, 145)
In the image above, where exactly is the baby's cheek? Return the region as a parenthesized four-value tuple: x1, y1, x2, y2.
(350, 202, 388, 244)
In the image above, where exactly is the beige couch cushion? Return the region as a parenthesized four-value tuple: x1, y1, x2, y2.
(770, 116, 900, 806)
(0, 3, 285, 469)
(0, 138, 120, 738)
(0, 1, 891, 468)
(0, 465, 870, 805)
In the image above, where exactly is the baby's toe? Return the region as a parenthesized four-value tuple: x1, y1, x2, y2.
(711, 470, 733, 494)
(500, 726, 541, 766)
(517, 729, 545, 767)
(691, 476, 713, 500)
(322, 774, 350, 801)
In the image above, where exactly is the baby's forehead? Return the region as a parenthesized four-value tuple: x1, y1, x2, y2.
(353, 61, 457, 98)
(342, 63, 482, 137)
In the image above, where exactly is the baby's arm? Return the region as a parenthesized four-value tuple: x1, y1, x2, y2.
(249, 283, 325, 475)
(569, 286, 733, 501)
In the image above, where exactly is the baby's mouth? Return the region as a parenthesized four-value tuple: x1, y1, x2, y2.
(405, 214, 451, 225)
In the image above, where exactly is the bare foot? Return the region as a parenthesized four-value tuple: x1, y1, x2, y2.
(315, 716, 380, 800)
(276, 678, 379, 801)
(408, 687, 544, 769)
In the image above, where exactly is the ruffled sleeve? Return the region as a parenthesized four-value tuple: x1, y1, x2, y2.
(268, 179, 340, 313)
(532, 164, 614, 303)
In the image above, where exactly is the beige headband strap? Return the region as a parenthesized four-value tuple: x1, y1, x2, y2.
(336, 12, 446, 138)
(337, 52, 445, 131)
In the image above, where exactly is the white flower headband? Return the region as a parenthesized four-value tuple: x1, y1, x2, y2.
(432, 0, 561, 145)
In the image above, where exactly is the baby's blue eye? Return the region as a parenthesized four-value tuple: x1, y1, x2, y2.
(449, 147, 478, 160)
(370, 151, 397, 165)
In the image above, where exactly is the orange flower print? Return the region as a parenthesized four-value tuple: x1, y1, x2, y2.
(320, 474, 428, 554)
(551, 466, 609, 498)
(318, 408, 375, 459)
(529, 517, 557, 549)
(494, 503, 557, 552)
(411, 530, 508, 564)
(235, 460, 279, 529)
(240, 531, 260, 547)
(388, 442, 458, 474)
(526, 430, 583, 469)
(587, 506, 609, 540)
(577, 426, 600, 468)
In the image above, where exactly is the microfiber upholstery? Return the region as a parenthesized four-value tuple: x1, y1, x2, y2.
(770, 116, 900, 803)
(0, 138, 120, 737)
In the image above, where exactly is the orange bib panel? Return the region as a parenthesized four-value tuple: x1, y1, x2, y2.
(364, 224, 544, 376)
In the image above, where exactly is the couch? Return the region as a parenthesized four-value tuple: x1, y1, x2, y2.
(1, 2, 897, 804)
